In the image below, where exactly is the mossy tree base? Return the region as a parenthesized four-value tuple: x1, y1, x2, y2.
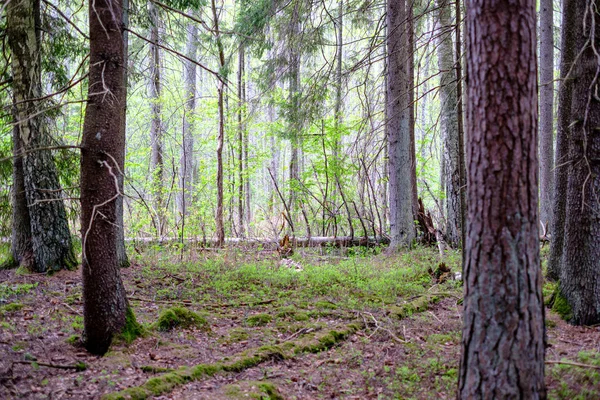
(102, 321, 364, 400)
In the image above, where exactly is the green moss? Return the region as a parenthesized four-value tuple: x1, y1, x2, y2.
(543, 281, 558, 306)
(155, 307, 208, 332)
(276, 306, 296, 318)
(246, 313, 272, 327)
(315, 300, 337, 309)
(293, 312, 309, 321)
(140, 366, 174, 373)
(388, 296, 432, 319)
(1, 302, 23, 313)
(551, 289, 573, 322)
(104, 320, 364, 399)
(118, 307, 145, 343)
(66, 334, 81, 345)
(254, 382, 284, 400)
(545, 319, 557, 329)
(224, 328, 249, 343)
(0, 255, 18, 270)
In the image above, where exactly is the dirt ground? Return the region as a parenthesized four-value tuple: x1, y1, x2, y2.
(1, 250, 599, 399)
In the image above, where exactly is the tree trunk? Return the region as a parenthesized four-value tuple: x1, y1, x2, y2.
(547, 0, 576, 281)
(539, 0, 554, 230)
(559, 0, 600, 325)
(179, 20, 197, 219)
(212, 0, 225, 246)
(7, 0, 76, 273)
(288, 6, 301, 228)
(148, 1, 164, 236)
(437, 0, 462, 248)
(81, 0, 132, 355)
(458, 0, 546, 396)
(408, 0, 418, 223)
(386, 0, 415, 249)
(237, 45, 245, 237)
(117, 0, 130, 268)
(455, 0, 467, 253)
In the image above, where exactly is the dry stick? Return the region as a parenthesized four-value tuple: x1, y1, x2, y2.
(352, 200, 369, 240)
(267, 167, 294, 234)
(545, 360, 600, 370)
(13, 360, 85, 371)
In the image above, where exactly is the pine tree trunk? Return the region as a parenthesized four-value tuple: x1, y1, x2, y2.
(7, 0, 76, 273)
(458, 0, 546, 396)
(81, 0, 131, 355)
(559, 0, 600, 325)
(179, 20, 197, 219)
(386, 0, 415, 249)
(547, 0, 576, 281)
(148, 1, 164, 236)
(437, 0, 461, 248)
(237, 46, 245, 238)
(539, 0, 555, 230)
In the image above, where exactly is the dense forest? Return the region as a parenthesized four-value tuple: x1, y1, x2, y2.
(0, 0, 599, 398)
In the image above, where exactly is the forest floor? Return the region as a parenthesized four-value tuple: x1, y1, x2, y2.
(0, 245, 599, 399)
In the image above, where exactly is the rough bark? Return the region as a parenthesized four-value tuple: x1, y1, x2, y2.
(179, 20, 197, 219)
(7, 0, 76, 273)
(386, 0, 415, 249)
(559, 0, 600, 325)
(458, 0, 546, 397)
(80, 0, 130, 355)
(547, 0, 576, 281)
(539, 0, 555, 229)
(148, 1, 164, 236)
(437, 0, 461, 248)
(455, 0, 467, 251)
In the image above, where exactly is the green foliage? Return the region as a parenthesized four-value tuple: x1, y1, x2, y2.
(0, 282, 38, 301)
(155, 306, 208, 332)
(552, 288, 573, 322)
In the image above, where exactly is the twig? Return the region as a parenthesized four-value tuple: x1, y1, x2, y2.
(13, 360, 86, 371)
(545, 360, 600, 370)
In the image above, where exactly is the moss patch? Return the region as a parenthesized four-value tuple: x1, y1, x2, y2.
(1, 302, 23, 313)
(118, 307, 145, 343)
(551, 288, 573, 322)
(387, 295, 439, 319)
(223, 380, 283, 400)
(155, 307, 208, 332)
(246, 313, 272, 327)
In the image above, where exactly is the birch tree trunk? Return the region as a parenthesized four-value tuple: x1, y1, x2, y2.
(7, 0, 76, 273)
(458, 0, 546, 396)
(179, 20, 197, 219)
(386, 0, 415, 249)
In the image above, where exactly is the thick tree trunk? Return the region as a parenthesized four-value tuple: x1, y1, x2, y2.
(148, 1, 164, 236)
(386, 0, 415, 249)
(458, 0, 546, 397)
(559, 0, 600, 325)
(437, 0, 461, 248)
(81, 0, 131, 355)
(547, 0, 576, 281)
(7, 0, 76, 273)
(179, 20, 197, 219)
(539, 0, 555, 230)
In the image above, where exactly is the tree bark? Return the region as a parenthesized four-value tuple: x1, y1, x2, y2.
(559, 0, 600, 325)
(237, 45, 245, 238)
(148, 0, 164, 236)
(179, 20, 197, 219)
(211, 0, 225, 247)
(80, 0, 131, 355)
(539, 0, 555, 230)
(117, 0, 130, 268)
(458, 0, 546, 396)
(7, 0, 76, 273)
(547, 0, 576, 281)
(287, 4, 301, 229)
(437, 0, 462, 248)
(386, 0, 415, 249)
